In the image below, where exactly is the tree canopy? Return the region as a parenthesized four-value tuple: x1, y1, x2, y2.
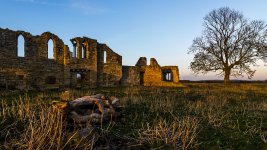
(189, 7, 267, 84)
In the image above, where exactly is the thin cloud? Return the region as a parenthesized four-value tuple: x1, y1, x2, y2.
(15, 0, 65, 6)
(69, 0, 107, 15)
(14, 0, 106, 14)
(16, 0, 35, 2)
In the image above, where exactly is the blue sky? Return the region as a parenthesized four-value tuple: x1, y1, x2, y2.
(1, 0, 267, 80)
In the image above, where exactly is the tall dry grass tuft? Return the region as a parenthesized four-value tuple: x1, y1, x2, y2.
(138, 117, 199, 149)
(0, 94, 98, 150)
(12, 109, 65, 149)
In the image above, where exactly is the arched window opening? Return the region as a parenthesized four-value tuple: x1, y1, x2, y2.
(104, 51, 107, 63)
(72, 41, 77, 58)
(70, 45, 74, 58)
(82, 44, 85, 59)
(48, 39, 54, 59)
(76, 73, 85, 84)
(17, 35, 25, 57)
(76, 73, 81, 79)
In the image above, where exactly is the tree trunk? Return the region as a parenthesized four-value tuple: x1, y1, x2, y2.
(224, 68, 231, 84)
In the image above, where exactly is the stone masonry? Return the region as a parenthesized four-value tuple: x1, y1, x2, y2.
(121, 57, 180, 87)
(0, 28, 180, 90)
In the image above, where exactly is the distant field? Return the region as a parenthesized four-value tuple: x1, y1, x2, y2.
(0, 83, 267, 149)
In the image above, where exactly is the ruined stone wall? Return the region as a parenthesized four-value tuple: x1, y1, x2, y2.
(142, 58, 180, 87)
(0, 28, 21, 58)
(0, 58, 32, 90)
(135, 57, 147, 67)
(38, 32, 66, 63)
(0, 27, 181, 90)
(97, 44, 122, 87)
(142, 58, 162, 86)
(0, 57, 65, 90)
(123, 57, 180, 87)
(161, 66, 179, 83)
(0, 28, 67, 61)
(121, 66, 140, 86)
(69, 37, 98, 88)
(0, 28, 125, 90)
(121, 57, 181, 87)
(142, 67, 162, 86)
(0, 28, 67, 90)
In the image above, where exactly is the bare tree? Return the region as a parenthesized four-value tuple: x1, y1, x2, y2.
(189, 7, 267, 84)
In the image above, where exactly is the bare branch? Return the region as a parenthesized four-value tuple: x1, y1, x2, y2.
(188, 7, 267, 83)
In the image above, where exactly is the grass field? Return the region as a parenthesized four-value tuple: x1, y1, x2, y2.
(0, 83, 267, 149)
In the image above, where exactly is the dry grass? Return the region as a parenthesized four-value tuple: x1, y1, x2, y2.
(138, 117, 199, 150)
(0, 95, 98, 149)
(0, 83, 267, 149)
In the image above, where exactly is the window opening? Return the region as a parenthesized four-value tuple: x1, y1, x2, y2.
(48, 39, 54, 59)
(17, 35, 25, 57)
(104, 51, 107, 63)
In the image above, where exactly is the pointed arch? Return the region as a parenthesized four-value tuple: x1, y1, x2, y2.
(72, 40, 77, 58)
(17, 34, 25, 57)
(82, 44, 85, 59)
(71, 44, 76, 58)
(104, 51, 107, 63)
(48, 39, 54, 59)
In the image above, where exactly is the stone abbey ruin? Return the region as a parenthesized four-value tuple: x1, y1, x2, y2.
(0, 28, 180, 90)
